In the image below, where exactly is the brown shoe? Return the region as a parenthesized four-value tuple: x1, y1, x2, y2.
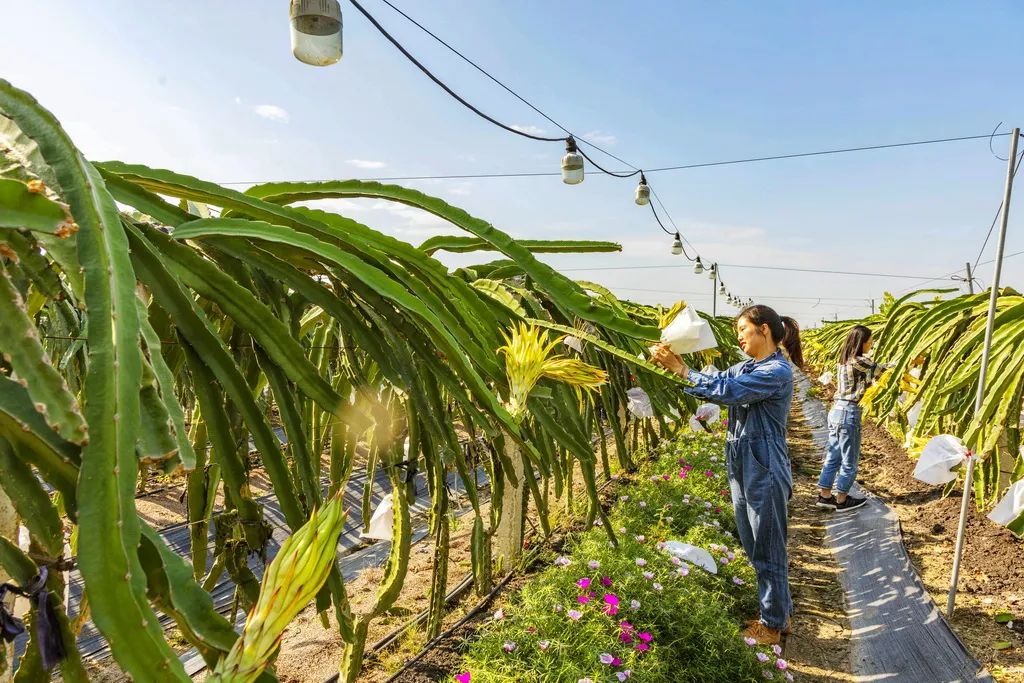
(746, 616, 791, 635)
(742, 620, 783, 645)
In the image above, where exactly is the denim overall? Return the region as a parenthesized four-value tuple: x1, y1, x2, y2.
(686, 350, 794, 630)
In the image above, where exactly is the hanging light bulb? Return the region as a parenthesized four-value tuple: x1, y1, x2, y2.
(670, 232, 683, 255)
(635, 172, 651, 205)
(693, 257, 705, 275)
(290, 0, 343, 66)
(719, 282, 726, 295)
(561, 137, 584, 185)
(707, 263, 717, 280)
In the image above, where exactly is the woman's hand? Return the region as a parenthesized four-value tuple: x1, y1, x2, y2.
(649, 343, 689, 377)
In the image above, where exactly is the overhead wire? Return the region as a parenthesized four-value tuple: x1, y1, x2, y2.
(346, 0, 564, 142)
(215, 132, 1015, 186)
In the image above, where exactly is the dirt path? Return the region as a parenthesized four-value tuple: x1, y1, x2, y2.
(784, 408, 855, 682)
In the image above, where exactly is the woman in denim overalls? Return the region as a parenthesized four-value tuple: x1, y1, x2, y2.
(652, 305, 800, 645)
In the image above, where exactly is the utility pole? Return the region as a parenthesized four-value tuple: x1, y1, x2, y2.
(964, 261, 975, 295)
(870, 299, 875, 315)
(947, 127, 1019, 616)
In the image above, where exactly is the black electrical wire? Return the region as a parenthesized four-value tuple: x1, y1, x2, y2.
(375, 0, 639, 174)
(376, 0, 570, 137)
(575, 146, 642, 179)
(346, 0, 565, 143)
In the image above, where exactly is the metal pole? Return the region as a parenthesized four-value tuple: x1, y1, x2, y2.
(965, 261, 975, 295)
(947, 127, 1019, 617)
(870, 299, 875, 315)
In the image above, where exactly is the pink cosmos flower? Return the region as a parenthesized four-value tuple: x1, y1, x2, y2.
(635, 535, 646, 543)
(772, 644, 783, 656)
(637, 632, 653, 643)
(538, 640, 550, 651)
(733, 577, 745, 585)
(677, 566, 690, 577)
(554, 556, 571, 567)
(720, 557, 729, 565)
(630, 600, 641, 610)
(635, 558, 647, 567)
(756, 652, 769, 663)
(577, 595, 591, 604)
(493, 608, 504, 620)
(635, 643, 649, 652)
(503, 641, 517, 653)
(662, 473, 670, 480)
(588, 560, 600, 570)
(577, 577, 592, 590)
(567, 609, 583, 621)
(785, 673, 794, 682)
(455, 673, 471, 683)
(599, 653, 615, 665)
(776, 659, 789, 671)
(619, 631, 633, 643)
(671, 557, 682, 566)
(705, 470, 715, 477)
(744, 637, 757, 646)
(678, 471, 689, 480)
(652, 583, 663, 591)
(601, 576, 613, 587)
(616, 671, 632, 681)
(643, 571, 655, 580)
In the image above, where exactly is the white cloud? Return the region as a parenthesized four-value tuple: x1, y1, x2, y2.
(511, 124, 547, 136)
(346, 159, 387, 169)
(582, 130, 617, 146)
(252, 104, 289, 122)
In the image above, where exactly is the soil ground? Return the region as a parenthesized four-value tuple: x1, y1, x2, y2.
(857, 420, 1024, 682)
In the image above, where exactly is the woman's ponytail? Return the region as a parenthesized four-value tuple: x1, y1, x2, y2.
(780, 316, 804, 369)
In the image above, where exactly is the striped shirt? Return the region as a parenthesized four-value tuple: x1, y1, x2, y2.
(835, 355, 892, 403)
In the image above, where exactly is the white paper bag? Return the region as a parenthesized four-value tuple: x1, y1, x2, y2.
(689, 403, 721, 432)
(360, 493, 394, 541)
(661, 541, 717, 574)
(988, 480, 1024, 533)
(818, 371, 833, 386)
(913, 434, 969, 485)
(660, 306, 717, 355)
(626, 387, 654, 418)
(906, 401, 923, 428)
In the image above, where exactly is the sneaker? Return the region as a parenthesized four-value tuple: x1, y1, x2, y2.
(835, 495, 868, 513)
(816, 495, 837, 510)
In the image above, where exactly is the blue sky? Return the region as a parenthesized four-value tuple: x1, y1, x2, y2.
(3, 1, 1023, 325)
